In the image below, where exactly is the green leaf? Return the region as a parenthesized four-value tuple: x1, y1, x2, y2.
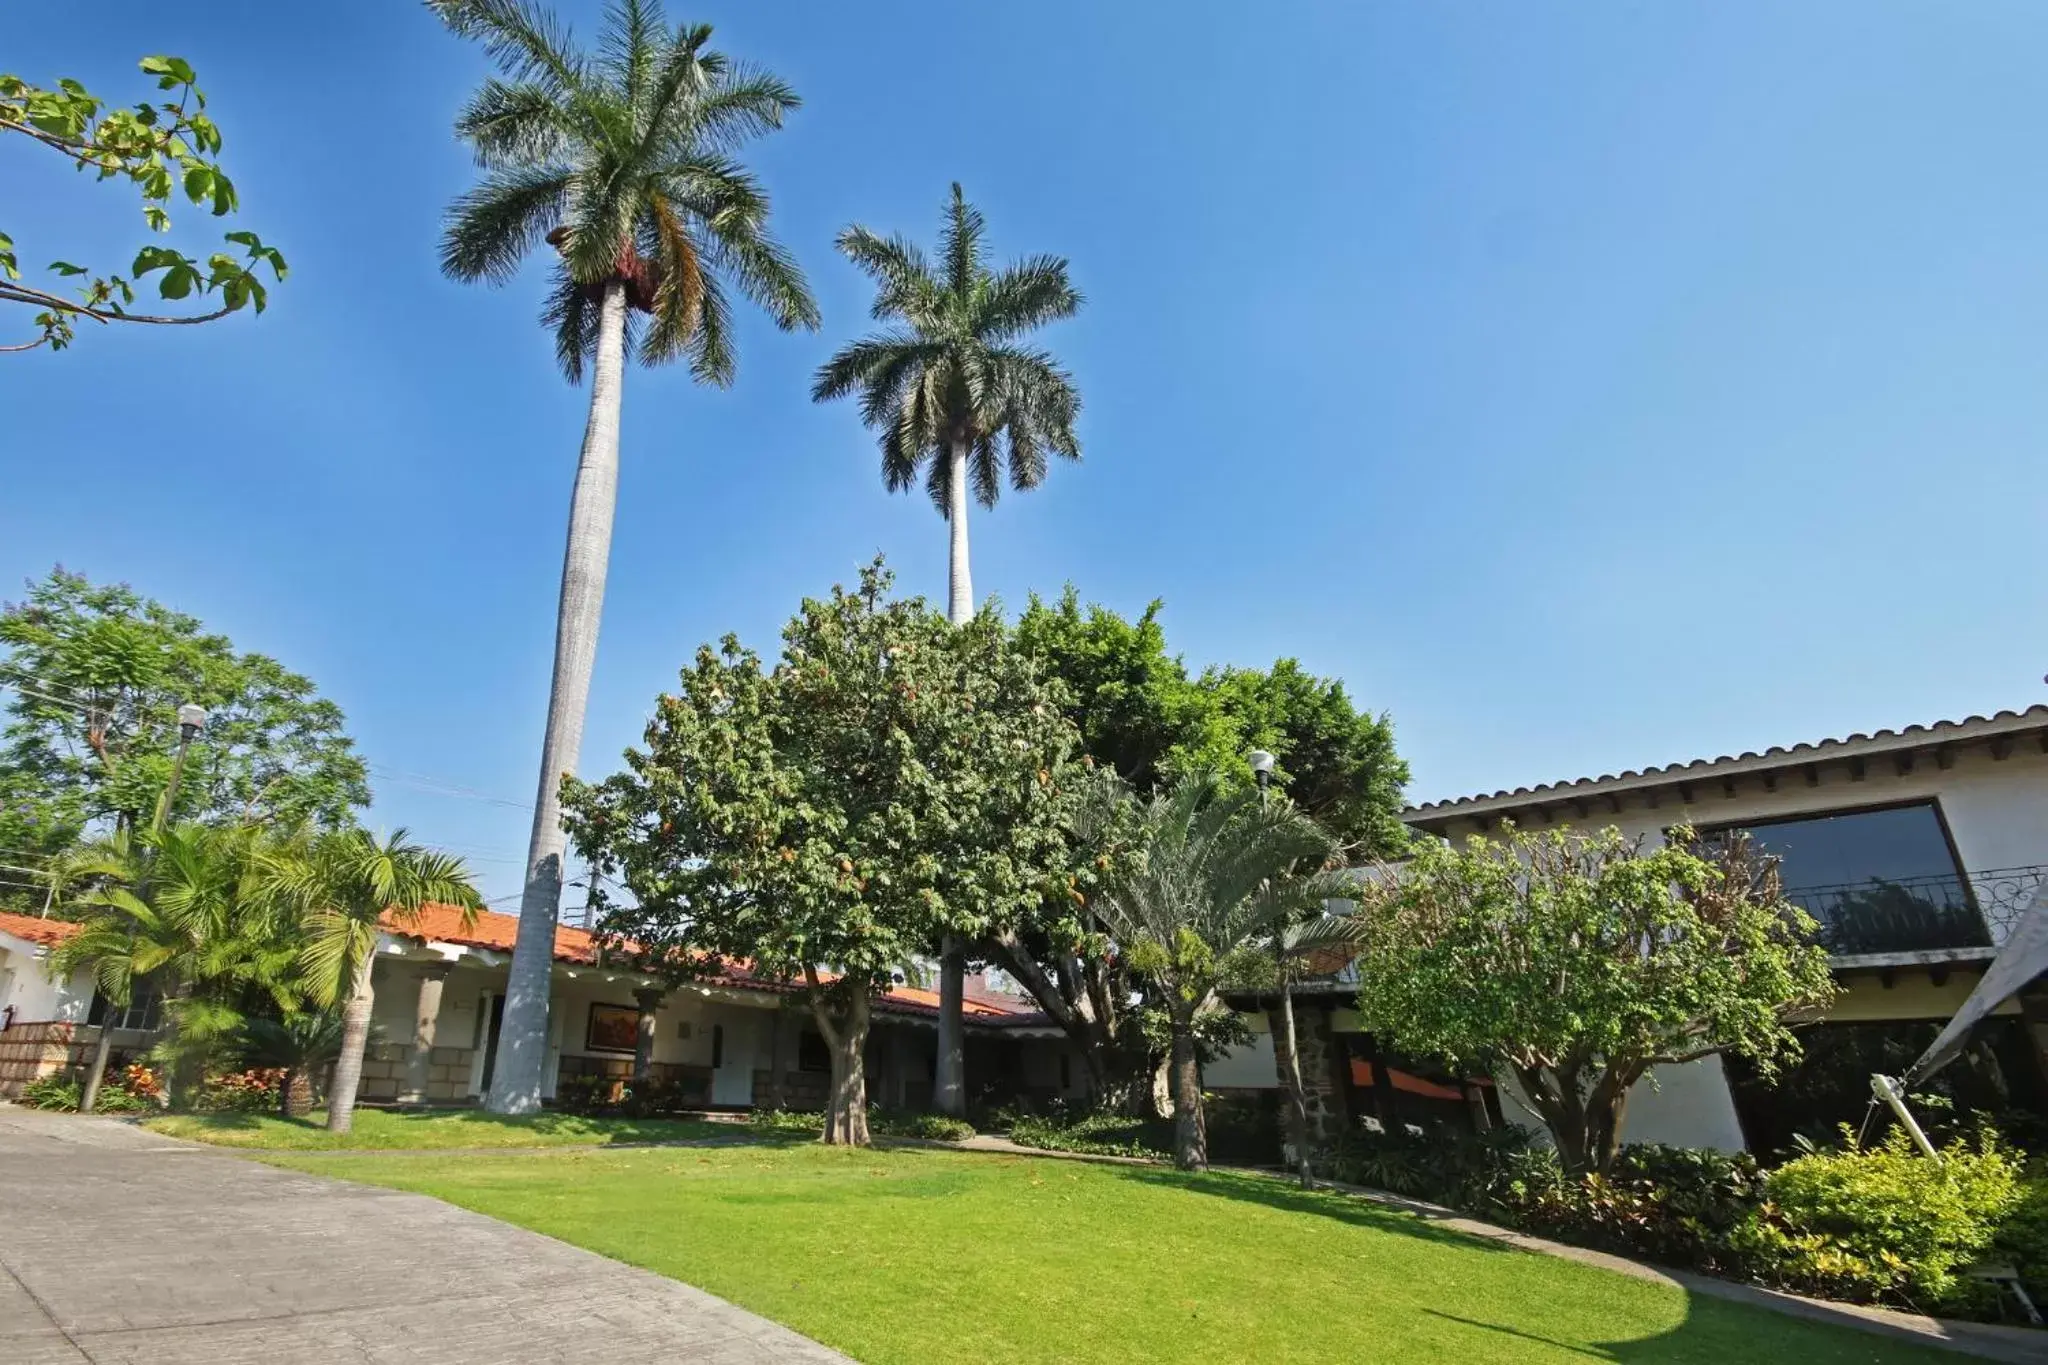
(139, 55, 197, 87)
(143, 206, 170, 232)
(47, 261, 87, 277)
(224, 230, 259, 248)
(181, 164, 213, 206)
(158, 264, 197, 300)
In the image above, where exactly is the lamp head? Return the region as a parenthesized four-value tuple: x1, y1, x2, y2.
(1248, 750, 1276, 788)
(176, 702, 208, 739)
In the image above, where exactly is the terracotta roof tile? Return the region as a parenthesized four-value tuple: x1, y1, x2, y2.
(1404, 704, 2048, 820)
(0, 911, 81, 949)
(379, 904, 1045, 1024)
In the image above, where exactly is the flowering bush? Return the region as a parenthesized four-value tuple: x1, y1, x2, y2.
(121, 1063, 164, 1101)
(197, 1068, 286, 1113)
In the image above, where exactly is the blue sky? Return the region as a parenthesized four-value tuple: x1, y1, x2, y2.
(7, 2, 2047, 903)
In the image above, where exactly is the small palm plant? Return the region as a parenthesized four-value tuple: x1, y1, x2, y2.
(266, 828, 479, 1134)
(431, 0, 818, 1116)
(814, 183, 1083, 627)
(1085, 771, 1334, 1171)
(238, 1012, 349, 1119)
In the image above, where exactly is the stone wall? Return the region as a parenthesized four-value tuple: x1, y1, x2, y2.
(752, 1067, 828, 1111)
(1267, 1003, 1346, 1153)
(355, 1041, 478, 1104)
(0, 1020, 88, 1098)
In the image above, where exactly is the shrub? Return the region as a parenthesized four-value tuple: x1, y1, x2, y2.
(197, 1068, 285, 1113)
(20, 1074, 82, 1111)
(1731, 1127, 2024, 1309)
(553, 1074, 621, 1116)
(1009, 1110, 1173, 1160)
(745, 1107, 976, 1141)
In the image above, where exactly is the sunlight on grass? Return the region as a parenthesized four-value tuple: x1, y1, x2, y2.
(268, 1143, 1961, 1364)
(144, 1107, 734, 1150)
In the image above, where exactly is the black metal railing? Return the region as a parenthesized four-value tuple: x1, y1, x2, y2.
(1784, 865, 2048, 957)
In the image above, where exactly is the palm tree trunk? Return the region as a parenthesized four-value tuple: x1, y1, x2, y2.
(945, 436, 973, 626)
(489, 279, 630, 1115)
(932, 437, 973, 1117)
(79, 1018, 117, 1113)
(1170, 1020, 1207, 1172)
(325, 951, 377, 1134)
(1277, 976, 1313, 1189)
(281, 1067, 314, 1120)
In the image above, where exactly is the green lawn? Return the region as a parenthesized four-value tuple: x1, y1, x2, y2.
(144, 1107, 736, 1151)
(269, 1143, 1958, 1364)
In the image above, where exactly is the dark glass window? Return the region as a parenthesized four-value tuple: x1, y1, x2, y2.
(1702, 802, 1980, 954)
(797, 1029, 830, 1073)
(86, 976, 163, 1031)
(711, 1024, 725, 1070)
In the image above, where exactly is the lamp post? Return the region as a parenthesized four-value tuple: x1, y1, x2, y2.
(151, 703, 208, 835)
(1250, 747, 1312, 1188)
(1249, 750, 1275, 810)
(84, 702, 207, 1114)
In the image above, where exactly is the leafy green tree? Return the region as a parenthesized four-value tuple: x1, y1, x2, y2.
(1349, 825, 1838, 1175)
(1085, 770, 1334, 1171)
(814, 183, 1083, 626)
(1194, 661, 1409, 856)
(565, 562, 1082, 1145)
(431, 0, 818, 1117)
(50, 822, 303, 1110)
(1012, 588, 1410, 853)
(0, 568, 369, 896)
(270, 828, 480, 1134)
(0, 56, 286, 352)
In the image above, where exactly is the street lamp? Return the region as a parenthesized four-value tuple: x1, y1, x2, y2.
(152, 702, 209, 834)
(1249, 750, 1276, 807)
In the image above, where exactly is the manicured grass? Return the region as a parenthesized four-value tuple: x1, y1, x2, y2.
(269, 1143, 1959, 1364)
(144, 1107, 735, 1151)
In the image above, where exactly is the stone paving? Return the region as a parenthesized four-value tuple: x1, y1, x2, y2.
(0, 1105, 851, 1364)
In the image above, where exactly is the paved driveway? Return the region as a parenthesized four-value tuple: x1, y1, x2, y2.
(0, 1105, 850, 1364)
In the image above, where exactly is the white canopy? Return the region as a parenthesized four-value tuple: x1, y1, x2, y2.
(1903, 881, 2048, 1087)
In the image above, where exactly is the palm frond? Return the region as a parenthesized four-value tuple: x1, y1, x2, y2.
(940, 182, 985, 299)
(454, 79, 572, 170)
(541, 268, 600, 382)
(428, 0, 586, 97)
(441, 167, 577, 285)
(978, 254, 1081, 341)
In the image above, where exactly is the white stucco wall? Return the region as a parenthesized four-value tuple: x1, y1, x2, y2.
(1496, 1056, 1749, 1154)
(0, 933, 92, 1023)
(1205, 1012, 1280, 1090)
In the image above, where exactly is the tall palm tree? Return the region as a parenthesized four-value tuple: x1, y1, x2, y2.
(1086, 771, 1332, 1171)
(430, 0, 818, 1114)
(814, 183, 1083, 627)
(813, 184, 1082, 1113)
(270, 828, 479, 1134)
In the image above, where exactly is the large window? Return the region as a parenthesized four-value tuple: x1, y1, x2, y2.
(86, 976, 163, 1032)
(1703, 801, 1982, 954)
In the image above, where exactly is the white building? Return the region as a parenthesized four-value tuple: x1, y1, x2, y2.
(0, 903, 1080, 1108)
(1213, 704, 2048, 1155)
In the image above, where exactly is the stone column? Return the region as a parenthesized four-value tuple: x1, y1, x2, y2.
(402, 963, 454, 1104)
(633, 986, 665, 1083)
(1268, 1002, 1342, 1148)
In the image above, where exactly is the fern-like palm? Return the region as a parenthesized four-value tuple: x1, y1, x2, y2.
(1086, 771, 1334, 1171)
(431, 0, 815, 1116)
(813, 183, 1083, 626)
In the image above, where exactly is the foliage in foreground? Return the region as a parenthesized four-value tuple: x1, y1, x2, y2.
(1321, 1122, 2039, 1321)
(143, 1107, 731, 1150)
(1, 55, 286, 352)
(746, 1107, 975, 1143)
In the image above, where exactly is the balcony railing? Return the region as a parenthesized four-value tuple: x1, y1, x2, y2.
(1784, 865, 2048, 957)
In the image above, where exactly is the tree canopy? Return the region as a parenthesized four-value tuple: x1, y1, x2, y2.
(432, 0, 818, 384)
(1348, 824, 1838, 1175)
(565, 561, 1084, 1144)
(0, 55, 286, 353)
(0, 568, 369, 897)
(1014, 586, 1409, 853)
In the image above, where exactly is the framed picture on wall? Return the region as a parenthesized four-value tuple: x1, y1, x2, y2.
(586, 1002, 641, 1055)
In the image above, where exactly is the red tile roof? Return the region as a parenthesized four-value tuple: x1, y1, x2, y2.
(0, 911, 81, 949)
(378, 904, 1045, 1024)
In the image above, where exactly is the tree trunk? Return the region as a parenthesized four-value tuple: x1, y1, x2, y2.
(813, 988, 871, 1146)
(281, 1067, 314, 1120)
(766, 1006, 787, 1111)
(326, 952, 378, 1134)
(79, 1019, 117, 1113)
(934, 935, 966, 1117)
(1277, 977, 1313, 1189)
(1515, 1060, 1595, 1176)
(945, 437, 973, 626)
(1170, 1022, 1207, 1171)
(489, 279, 630, 1115)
